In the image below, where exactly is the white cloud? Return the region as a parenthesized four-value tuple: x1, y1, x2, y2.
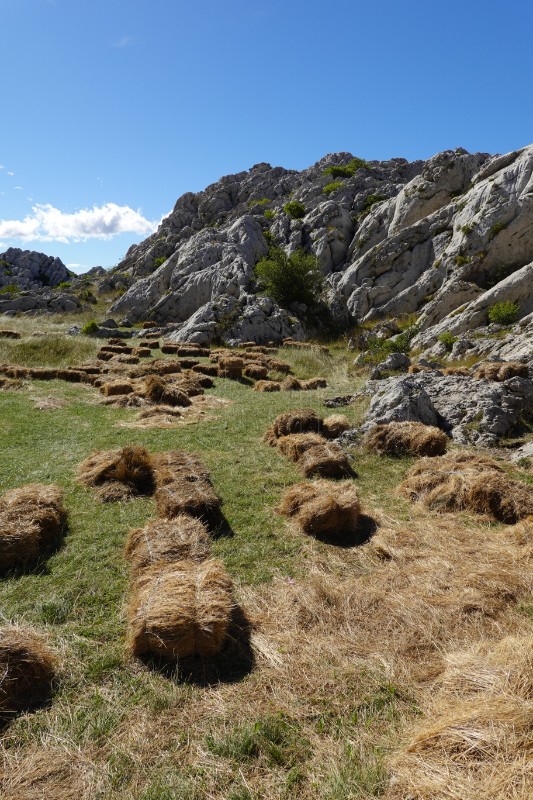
(7, 171, 14, 176)
(0, 202, 158, 244)
(67, 263, 91, 275)
(0, 165, 4, 170)
(14, 186, 23, 190)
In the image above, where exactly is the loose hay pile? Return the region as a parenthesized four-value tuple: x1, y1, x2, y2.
(474, 361, 529, 381)
(127, 560, 234, 659)
(399, 451, 533, 522)
(125, 516, 211, 577)
(0, 484, 66, 571)
(322, 414, 351, 439)
(154, 478, 223, 527)
(296, 440, 353, 478)
(364, 421, 448, 457)
(278, 480, 361, 538)
(76, 446, 155, 501)
(143, 375, 192, 407)
(0, 627, 56, 715)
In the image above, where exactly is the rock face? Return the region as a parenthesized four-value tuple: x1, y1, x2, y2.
(0, 248, 71, 290)
(106, 143, 533, 350)
(361, 372, 533, 446)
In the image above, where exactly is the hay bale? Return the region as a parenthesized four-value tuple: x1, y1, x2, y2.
(132, 347, 151, 358)
(297, 442, 353, 479)
(244, 364, 268, 380)
(114, 355, 139, 365)
(27, 368, 58, 381)
(125, 515, 211, 576)
(0, 484, 66, 572)
(100, 345, 133, 354)
(142, 321, 158, 329)
(218, 357, 244, 379)
(177, 358, 199, 369)
(265, 358, 291, 374)
(96, 350, 114, 361)
(160, 344, 180, 354)
(442, 367, 471, 376)
(399, 452, 533, 522)
(76, 446, 155, 499)
(154, 478, 223, 528)
(127, 559, 233, 659)
(322, 414, 351, 439)
(254, 380, 281, 392)
(278, 480, 361, 538)
(0, 330, 21, 339)
(139, 340, 159, 349)
(99, 381, 135, 397)
(0, 627, 56, 714)
(146, 358, 182, 375)
(192, 363, 218, 377)
(265, 409, 322, 444)
(364, 421, 448, 457)
(0, 376, 24, 391)
(182, 370, 213, 389)
(474, 361, 528, 381)
(277, 433, 325, 462)
(143, 375, 192, 407)
(151, 450, 212, 486)
(280, 376, 303, 391)
(178, 346, 209, 358)
(301, 378, 328, 390)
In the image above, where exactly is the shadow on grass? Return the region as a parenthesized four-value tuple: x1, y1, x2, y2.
(0, 525, 68, 580)
(138, 605, 255, 687)
(314, 513, 378, 548)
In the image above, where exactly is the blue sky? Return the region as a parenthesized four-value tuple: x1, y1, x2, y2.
(1, 0, 532, 273)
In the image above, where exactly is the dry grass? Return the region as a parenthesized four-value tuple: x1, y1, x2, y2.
(76, 446, 155, 501)
(151, 449, 212, 486)
(127, 559, 234, 659)
(0, 626, 56, 715)
(399, 452, 533, 522)
(125, 515, 211, 577)
(143, 374, 192, 407)
(278, 480, 361, 539)
(297, 441, 353, 479)
(386, 634, 533, 800)
(365, 421, 448, 457)
(474, 361, 529, 381)
(322, 414, 352, 439)
(264, 408, 322, 445)
(154, 477, 223, 528)
(0, 484, 66, 571)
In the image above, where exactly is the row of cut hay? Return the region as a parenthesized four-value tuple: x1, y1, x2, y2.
(0, 626, 56, 716)
(364, 421, 448, 457)
(474, 361, 529, 381)
(399, 451, 533, 523)
(264, 408, 352, 445)
(386, 633, 533, 800)
(138, 339, 159, 349)
(210, 348, 292, 375)
(160, 343, 210, 357)
(0, 364, 92, 383)
(282, 338, 329, 353)
(99, 344, 133, 355)
(0, 484, 67, 572)
(124, 450, 234, 660)
(0, 329, 21, 339)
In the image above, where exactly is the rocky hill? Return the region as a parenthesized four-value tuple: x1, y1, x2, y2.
(107, 144, 533, 358)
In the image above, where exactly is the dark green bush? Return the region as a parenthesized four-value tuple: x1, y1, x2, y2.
(254, 247, 323, 308)
(283, 201, 306, 220)
(359, 193, 385, 218)
(81, 320, 99, 335)
(323, 157, 368, 179)
(0, 284, 19, 295)
(438, 331, 458, 351)
(322, 181, 344, 195)
(152, 257, 167, 270)
(487, 300, 519, 325)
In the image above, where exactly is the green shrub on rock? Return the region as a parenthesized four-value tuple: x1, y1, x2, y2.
(254, 247, 323, 308)
(487, 301, 519, 325)
(283, 201, 306, 220)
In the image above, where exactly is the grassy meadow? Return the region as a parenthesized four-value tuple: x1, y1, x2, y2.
(0, 320, 531, 799)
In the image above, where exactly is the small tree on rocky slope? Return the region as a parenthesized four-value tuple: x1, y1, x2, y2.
(254, 247, 323, 309)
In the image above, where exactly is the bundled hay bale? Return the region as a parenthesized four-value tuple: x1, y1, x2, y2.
(244, 364, 268, 380)
(297, 442, 353, 479)
(0, 627, 56, 714)
(301, 377, 328, 390)
(99, 380, 135, 397)
(76, 446, 155, 501)
(254, 380, 281, 392)
(100, 345, 133, 354)
(280, 376, 303, 391)
(443, 367, 471, 376)
(127, 559, 234, 659)
(142, 321, 158, 329)
(475, 361, 529, 381)
(0, 484, 66, 571)
(143, 375, 192, 407)
(144, 359, 182, 375)
(160, 344, 180, 354)
(322, 414, 352, 439)
(0, 330, 21, 339)
(151, 450, 212, 487)
(27, 368, 58, 381)
(218, 357, 244, 379)
(114, 354, 139, 365)
(399, 452, 533, 522)
(408, 364, 432, 374)
(264, 357, 291, 374)
(132, 347, 151, 358)
(277, 433, 325, 462)
(177, 358, 199, 369)
(178, 346, 210, 358)
(264, 409, 322, 445)
(182, 370, 213, 389)
(155, 478, 223, 527)
(125, 515, 211, 576)
(192, 363, 218, 377)
(139, 340, 159, 349)
(96, 350, 114, 361)
(364, 421, 448, 457)
(0, 376, 24, 391)
(278, 479, 361, 538)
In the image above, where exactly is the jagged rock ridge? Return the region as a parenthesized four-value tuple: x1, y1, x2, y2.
(105, 144, 533, 355)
